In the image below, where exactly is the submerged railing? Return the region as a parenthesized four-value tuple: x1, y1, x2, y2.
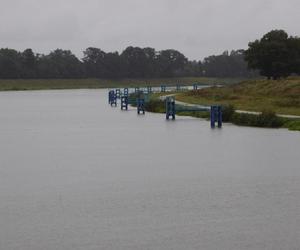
(108, 86, 223, 128)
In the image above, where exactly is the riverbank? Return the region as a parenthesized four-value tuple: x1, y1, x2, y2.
(141, 96, 300, 131)
(0, 77, 245, 91)
(176, 77, 300, 116)
(139, 78, 300, 131)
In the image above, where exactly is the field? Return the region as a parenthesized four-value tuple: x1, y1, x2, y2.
(0, 77, 246, 91)
(176, 77, 300, 116)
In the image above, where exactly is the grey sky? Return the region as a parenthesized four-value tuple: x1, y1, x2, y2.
(0, 0, 299, 60)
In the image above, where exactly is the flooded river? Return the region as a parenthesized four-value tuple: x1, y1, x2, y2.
(0, 89, 299, 250)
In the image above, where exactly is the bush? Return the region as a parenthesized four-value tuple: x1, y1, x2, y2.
(222, 104, 235, 122)
(231, 113, 256, 126)
(256, 110, 284, 127)
(284, 120, 300, 131)
(231, 110, 284, 128)
(177, 111, 210, 119)
(145, 99, 165, 113)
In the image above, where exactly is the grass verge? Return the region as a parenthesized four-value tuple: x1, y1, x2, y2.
(138, 96, 300, 131)
(175, 77, 300, 116)
(0, 77, 245, 91)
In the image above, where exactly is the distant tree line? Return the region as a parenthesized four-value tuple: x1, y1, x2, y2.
(245, 30, 300, 79)
(0, 46, 257, 79)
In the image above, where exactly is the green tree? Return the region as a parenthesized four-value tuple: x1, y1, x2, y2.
(245, 30, 300, 79)
(120, 46, 155, 78)
(21, 49, 37, 78)
(0, 49, 22, 78)
(82, 47, 107, 77)
(287, 36, 300, 74)
(157, 49, 187, 77)
(37, 49, 83, 78)
(202, 50, 256, 77)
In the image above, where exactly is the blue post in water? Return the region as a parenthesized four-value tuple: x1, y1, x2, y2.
(121, 96, 128, 110)
(166, 96, 176, 120)
(110, 92, 117, 106)
(123, 88, 129, 97)
(193, 84, 198, 90)
(210, 105, 222, 128)
(137, 98, 145, 114)
(108, 90, 114, 104)
(115, 89, 121, 99)
(161, 85, 166, 93)
(217, 106, 222, 128)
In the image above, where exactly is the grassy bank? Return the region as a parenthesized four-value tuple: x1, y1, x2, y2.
(142, 77, 300, 131)
(175, 77, 300, 116)
(0, 77, 246, 91)
(141, 98, 300, 131)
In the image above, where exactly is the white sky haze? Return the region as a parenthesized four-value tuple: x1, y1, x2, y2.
(0, 0, 299, 60)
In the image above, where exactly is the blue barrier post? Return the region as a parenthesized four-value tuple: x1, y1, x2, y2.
(137, 98, 145, 114)
(166, 96, 176, 120)
(210, 105, 222, 128)
(123, 88, 129, 97)
(115, 89, 121, 99)
(193, 84, 198, 90)
(161, 85, 166, 92)
(108, 90, 114, 104)
(176, 84, 181, 91)
(121, 96, 128, 110)
(110, 92, 117, 106)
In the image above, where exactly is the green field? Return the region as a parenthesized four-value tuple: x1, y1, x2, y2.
(176, 77, 300, 116)
(0, 77, 247, 91)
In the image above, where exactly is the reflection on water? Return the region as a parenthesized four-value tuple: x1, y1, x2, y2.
(0, 89, 299, 250)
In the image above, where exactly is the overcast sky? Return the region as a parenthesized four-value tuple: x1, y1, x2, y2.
(0, 0, 299, 60)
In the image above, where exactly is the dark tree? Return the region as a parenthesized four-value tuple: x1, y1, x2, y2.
(141, 47, 157, 77)
(202, 50, 256, 78)
(21, 49, 37, 78)
(82, 47, 107, 78)
(0, 46, 260, 79)
(183, 60, 203, 77)
(287, 36, 300, 75)
(102, 52, 124, 78)
(120, 46, 157, 78)
(0, 49, 22, 78)
(157, 49, 187, 77)
(245, 30, 300, 79)
(37, 49, 83, 78)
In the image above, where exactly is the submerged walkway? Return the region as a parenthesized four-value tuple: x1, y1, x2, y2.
(160, 94, 300, 119)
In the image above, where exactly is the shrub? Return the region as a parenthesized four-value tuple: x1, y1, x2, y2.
(222, 104, 235, 122)
(145, 99, 165, 113)
(284, 120, 300, 131)
(231, 110, 284, 128)
(256, 110, 284, 127)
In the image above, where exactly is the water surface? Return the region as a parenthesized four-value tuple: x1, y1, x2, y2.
(0, 89, 299, 250)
